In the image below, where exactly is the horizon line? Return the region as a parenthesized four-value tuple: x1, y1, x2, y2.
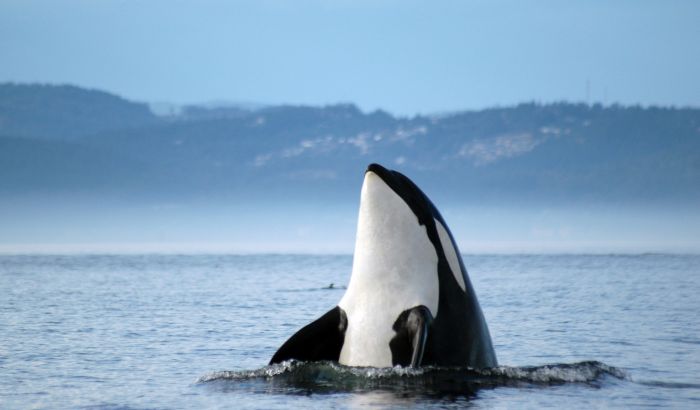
(3, 81, 700, 118)
(1, 242, 698, 257)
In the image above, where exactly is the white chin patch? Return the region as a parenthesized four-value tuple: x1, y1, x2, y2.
(338, 171, 439, 367)
(435, 219, 467, 292)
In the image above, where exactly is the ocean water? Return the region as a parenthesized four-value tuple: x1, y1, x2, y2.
(1, 254, 699, 409)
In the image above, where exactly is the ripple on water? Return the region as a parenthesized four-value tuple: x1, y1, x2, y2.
(198, 360, 626, 397)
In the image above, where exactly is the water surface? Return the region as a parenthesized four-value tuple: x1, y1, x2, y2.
(1, 254, 699, 408)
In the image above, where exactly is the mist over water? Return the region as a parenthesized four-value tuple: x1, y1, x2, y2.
(1, 197, 698, 254)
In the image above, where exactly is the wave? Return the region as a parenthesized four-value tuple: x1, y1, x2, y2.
(280, 284, 347, 293)
(198, 360, 625, 396)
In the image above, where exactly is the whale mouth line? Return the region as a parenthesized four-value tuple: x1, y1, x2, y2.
(366, 163, 389, 176)
(198, 360, 627, 396)
(362, 163, 436, 229)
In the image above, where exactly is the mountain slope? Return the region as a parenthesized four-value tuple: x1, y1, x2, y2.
(0, 83, 157, 140)
(1, 83, 699, 205)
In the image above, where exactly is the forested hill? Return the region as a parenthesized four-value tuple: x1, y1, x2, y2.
(0, 83, 157, 140)
(1, 83, 699, 205)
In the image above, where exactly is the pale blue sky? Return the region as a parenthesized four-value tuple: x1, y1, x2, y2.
(1, 0, 698, 115)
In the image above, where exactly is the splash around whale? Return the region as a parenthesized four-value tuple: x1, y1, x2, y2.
(198, 360, 626, 397)
(269, 163, 497, 368)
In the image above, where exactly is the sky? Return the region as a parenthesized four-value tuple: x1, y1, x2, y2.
(1, 0, 699, 115)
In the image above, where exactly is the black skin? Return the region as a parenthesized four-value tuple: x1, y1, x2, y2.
(390, 305, 433, 367)
(269, 163, 497, 368)
(365, 163, 497, 368)
(269, 307, 347, 365)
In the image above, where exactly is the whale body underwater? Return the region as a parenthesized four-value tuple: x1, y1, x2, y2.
(270, 163, 497, 368)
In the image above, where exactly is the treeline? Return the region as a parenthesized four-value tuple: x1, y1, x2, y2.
(1, 83, 698, 204)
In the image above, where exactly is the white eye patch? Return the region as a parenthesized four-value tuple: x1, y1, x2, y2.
(435, 219, 466, 292)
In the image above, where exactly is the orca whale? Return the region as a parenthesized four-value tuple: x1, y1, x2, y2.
(270, 163, 497, 368)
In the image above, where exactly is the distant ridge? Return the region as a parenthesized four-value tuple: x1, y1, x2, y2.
(1, 83, 699, 204)
(0, 83, 157, 140)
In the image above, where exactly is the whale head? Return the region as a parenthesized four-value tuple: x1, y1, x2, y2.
(337, 164, 448, 366)
(270, 163, 497, 369)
